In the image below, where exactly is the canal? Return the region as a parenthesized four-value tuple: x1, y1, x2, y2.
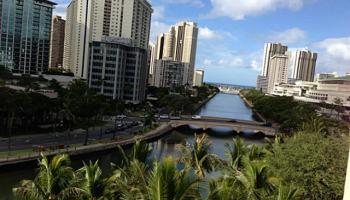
(0, 93, 261, 199)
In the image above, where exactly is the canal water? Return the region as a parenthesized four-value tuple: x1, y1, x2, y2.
(0, 93, 260, 199)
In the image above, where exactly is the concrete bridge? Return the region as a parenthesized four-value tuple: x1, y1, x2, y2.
(170, 116, 276, 137)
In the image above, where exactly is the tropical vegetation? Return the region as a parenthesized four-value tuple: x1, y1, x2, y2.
(13, 115, 348, 199)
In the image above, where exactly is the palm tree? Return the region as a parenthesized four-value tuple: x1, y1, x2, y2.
(68, 161, 105, 200)
(207, 175, 237, 199)
(234, 158, 278, 200)
(13, 154, 74, 200)
(225, 138, 249, 169)
(107, 157, 202, 200)
(180, 134, 219, 177)
(147, 157, 201, 200)
(275, 184, 299, 200)
(116, 140, 153, 168)
(300, 117, 326, 134)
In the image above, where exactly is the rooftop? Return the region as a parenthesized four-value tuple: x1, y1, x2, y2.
(36, 0, 57, 5)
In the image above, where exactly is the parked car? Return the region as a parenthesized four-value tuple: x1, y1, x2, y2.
(105, 128, 114, 134)
(191, 115, 201, 120)
(131, 121, 139, 126)
(116, 124, 126, 131)
(116, 114, 127, 119)
(159, 114, 170, 119)
(170, 115, 181, 120)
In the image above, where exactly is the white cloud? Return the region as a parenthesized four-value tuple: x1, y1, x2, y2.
(207, 0, 316, 20)
(150, 21, 171, 42)
(199, 27, 235, 41)
(203, 59, 213, 65)
(53, 3, 68, 19)
(268, 28, 307, 44)
(163, 0, 205, 8)
(251, 60, 261, 72)
(152, 6, 165, 20)
(312, 36, 350, 73)
(315, 37, 350, 61)
(199, 27, 223, 40)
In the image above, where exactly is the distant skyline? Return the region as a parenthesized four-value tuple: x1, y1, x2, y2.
(53, 0, 350, 86)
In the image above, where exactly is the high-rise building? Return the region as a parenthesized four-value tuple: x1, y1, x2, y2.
(49, 15, 65, 69)
(63, 0, 153, 78)
(292, 50, 317, 82)
(262, 43, 288, 76)
(267, 54, 290, 94)
(154, 22, 198, 85)
(148, 42, 156, 75)
(153, 59, 188, 88)
(88, 37, 148, 103)
(193, 69, 204, 87)
(148, 42, 156, 85)
(0, 0, 55, 74)
(256, 75, 268, 93)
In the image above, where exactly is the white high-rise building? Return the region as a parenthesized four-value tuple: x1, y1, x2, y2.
(153, 59, 188, 88)
(267, 54, 290, 94)
(193, 69, 204, 87)
(262, 43, 288, 76)
(63, 0, 153, 78)
(148, 42, 156, 75)
(292, 50, 318, 82)
(154, 22, 198, 86)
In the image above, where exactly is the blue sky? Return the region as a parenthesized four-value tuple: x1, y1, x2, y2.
(54, 0, 350, 86)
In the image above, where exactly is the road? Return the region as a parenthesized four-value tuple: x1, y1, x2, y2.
(0, 118, 144, 152)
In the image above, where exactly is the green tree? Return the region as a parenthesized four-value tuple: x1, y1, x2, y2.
(267, 132, 348, 199)
(108, 157, 202, 200)
(64, 80, 100, 145)
(68, 161, 105, 200)
(13, 154, 74, 200)
(181, 134, 219, 177)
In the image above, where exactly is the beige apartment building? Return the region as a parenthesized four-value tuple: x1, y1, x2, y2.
(292, 50, 318, 82)
(154, 21, 198, 85)
(267, 54, 290, 94)
(63, 0, 153, 78)
(262, 43, 288, 77)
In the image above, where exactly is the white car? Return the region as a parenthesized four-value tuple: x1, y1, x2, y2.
(191, 115, 201, 120)
(116, 114, 127, 119)
(159, 114, 170, 119)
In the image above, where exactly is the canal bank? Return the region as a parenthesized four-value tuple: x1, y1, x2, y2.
(0, 124, 173, 170)
(239, 93, 267, 123)
(0, 92, 266, 199)
(193, 92, 218, 113)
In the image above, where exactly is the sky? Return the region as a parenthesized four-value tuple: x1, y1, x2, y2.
(53, 0, 350, 86)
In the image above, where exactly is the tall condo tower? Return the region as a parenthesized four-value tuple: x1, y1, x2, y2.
(0, 0, 55, 74)
(50, 15, 66, 69)
(262, 43, 288, 76)
(267, 54, 290, 94)
(154, 22, 198, 85)
(292, 50, 318, 82)
(63, 0, 153, 78)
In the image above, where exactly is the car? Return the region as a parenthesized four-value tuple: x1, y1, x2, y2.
(116, 114, 127, 119)
(105, 128, 114, 134)
(131, 121, 139, 126)
(159, 114, 170, 119)
(191, 115, 201, 120)
(170, 115, 181, 120)
(116, 124, 126, 131)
